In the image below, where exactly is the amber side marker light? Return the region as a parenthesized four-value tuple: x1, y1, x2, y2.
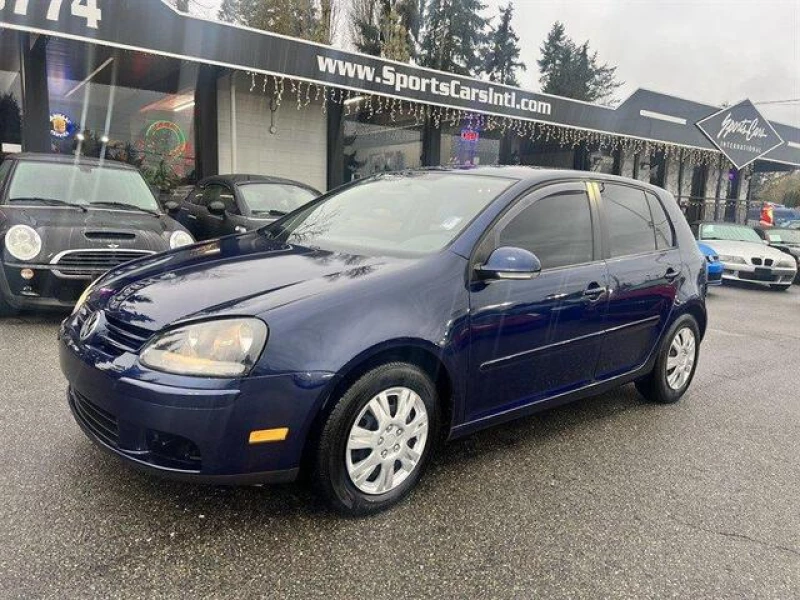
(249, 428, 289, 444)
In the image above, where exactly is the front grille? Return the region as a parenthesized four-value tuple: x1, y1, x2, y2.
(99, 313, 154, 354)
(53, 249, 153, 277)
(764, 258, 774, 267)
(70, 388, 119, 448)
(752, 257, 762, 266)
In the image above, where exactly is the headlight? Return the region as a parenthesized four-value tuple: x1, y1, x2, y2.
(4, 225, 42, 261)
(717, 255, 746, 264)
(170, 230, 194, 249)
(72, 277, 101, 314)
(777, 256, 796, 268)
(139, 318, 268, 377)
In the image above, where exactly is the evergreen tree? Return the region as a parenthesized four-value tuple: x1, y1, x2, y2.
(352, 0, 419, 61)
(218, 0, 336, 44)
(537, 21, 622, 104)
(418, 0, 489, 76)
(482, 2, 525, 86)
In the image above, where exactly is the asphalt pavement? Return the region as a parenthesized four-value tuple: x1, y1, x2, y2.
(1, 283, 799, 599)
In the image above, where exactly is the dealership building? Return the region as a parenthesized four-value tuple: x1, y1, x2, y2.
(1, 0, 799, 222)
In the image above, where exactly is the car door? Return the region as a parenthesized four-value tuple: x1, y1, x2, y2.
(174, 185, 204, 238)
(467, 181, 610, 422)
(592, 181, 681, 379)
(204, 183, 240, 239)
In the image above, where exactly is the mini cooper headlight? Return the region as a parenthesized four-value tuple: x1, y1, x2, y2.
(717, 254, 746, 265)
(170, 230, 194, 249)
(139, 318, 268, 377)
(4, 225, 42, 261)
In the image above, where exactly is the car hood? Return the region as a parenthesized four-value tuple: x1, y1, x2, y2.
(93, 233, 414, 331)
(1, 205, 185, 259)
(701, 239, 788, 261)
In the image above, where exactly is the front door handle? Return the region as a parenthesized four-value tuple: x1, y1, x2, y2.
(665, 267, 680, 282)
(583, 282, 607, 300)
(187, 214, 198, 220)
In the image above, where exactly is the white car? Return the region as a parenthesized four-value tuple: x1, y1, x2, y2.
(693, 221, 797, 291)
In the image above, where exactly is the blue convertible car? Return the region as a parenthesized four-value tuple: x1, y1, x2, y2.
(60, 168, 707, 515)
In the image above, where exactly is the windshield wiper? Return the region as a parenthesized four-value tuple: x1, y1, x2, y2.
(253, 209, 288, 217)
(9, 197, 88, 212)
(89, 201, 161, 216)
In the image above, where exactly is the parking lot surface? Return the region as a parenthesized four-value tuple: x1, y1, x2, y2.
(1, 284, 799, 599)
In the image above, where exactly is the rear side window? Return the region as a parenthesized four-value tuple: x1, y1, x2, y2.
(498, 189, 594, 270)
(646, 192, 674, 249)
(601, 183, 657, 257)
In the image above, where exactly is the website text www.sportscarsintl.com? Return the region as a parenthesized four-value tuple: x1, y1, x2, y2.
(317, 56, 552, 117)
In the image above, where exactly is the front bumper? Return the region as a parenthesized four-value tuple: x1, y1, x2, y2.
(720, 262, 796, 286)
(1, 262, 93, 310)
(707, 265, 723, 285)
(59, 322, 336, 484)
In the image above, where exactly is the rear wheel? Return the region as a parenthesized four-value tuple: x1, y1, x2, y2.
(313, 362, 439, 516)
(636, 315, 700, 404)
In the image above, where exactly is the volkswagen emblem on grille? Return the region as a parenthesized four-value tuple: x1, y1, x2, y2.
(80, 311, 102, 341)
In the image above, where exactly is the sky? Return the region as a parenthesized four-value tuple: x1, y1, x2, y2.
(186, 0, 800, 127)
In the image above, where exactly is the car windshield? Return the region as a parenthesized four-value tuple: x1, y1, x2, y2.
(7, 161, 160, 212)
(766, 229, 800, 244)
(239, 183, 317, 216)
(265, 172, 515, 255)
(699, 223, 762, 243)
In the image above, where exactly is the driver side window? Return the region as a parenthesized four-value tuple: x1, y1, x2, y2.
(498, 190, 594, 270)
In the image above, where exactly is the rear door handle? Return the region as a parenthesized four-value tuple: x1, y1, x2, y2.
(665, 267, 679, 281)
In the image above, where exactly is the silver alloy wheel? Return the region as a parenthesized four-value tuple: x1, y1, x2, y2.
(345, 386, 429, 495)
(666, 326, 696, 391)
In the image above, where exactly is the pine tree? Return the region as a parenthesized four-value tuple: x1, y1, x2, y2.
(218, 0, 336, 44)
(537, 21, 622, 104)
(352, 1, 419, 61)
(482, 2, 525, 86)
(418, 0, 489, 77)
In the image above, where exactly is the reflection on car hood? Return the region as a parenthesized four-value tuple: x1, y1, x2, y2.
(94, 232, 412, 331)
(701, 239, 789, 260)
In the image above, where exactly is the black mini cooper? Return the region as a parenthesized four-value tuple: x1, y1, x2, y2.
(0, 153, 194, 315)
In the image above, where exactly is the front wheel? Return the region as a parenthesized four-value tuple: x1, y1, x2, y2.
(636, 315, 700, 404)
(313, 362, 439, 516)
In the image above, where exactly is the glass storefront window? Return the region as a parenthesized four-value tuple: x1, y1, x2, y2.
(440, 117, 501, 167)
(588, 143, 614, 174)
(343, 100, 423, 183)
(46, 40, 198, 196)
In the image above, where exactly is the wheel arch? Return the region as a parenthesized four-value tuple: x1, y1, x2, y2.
(300, 339, 457, 472)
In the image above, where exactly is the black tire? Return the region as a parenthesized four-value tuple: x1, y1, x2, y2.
(635, 314, 700, 404)
(312, 362, 439, 516)
(770, 284, 792, 291)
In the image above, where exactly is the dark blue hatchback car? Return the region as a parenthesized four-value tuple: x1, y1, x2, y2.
(60, 168, 707, 514)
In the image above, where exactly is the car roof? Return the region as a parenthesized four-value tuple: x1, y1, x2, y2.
(8, 152, 140, 171)
(352, 166, 675, 195)
(201, 173, 320, 191)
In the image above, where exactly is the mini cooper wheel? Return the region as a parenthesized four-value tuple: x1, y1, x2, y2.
(635, 315, 700, 404)
(313, 362, 439, 516)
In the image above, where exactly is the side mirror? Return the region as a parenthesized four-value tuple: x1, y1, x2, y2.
(164, 200, 180, 214)
(208, 201, 226, 216)
(476, 246, 542, 281)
